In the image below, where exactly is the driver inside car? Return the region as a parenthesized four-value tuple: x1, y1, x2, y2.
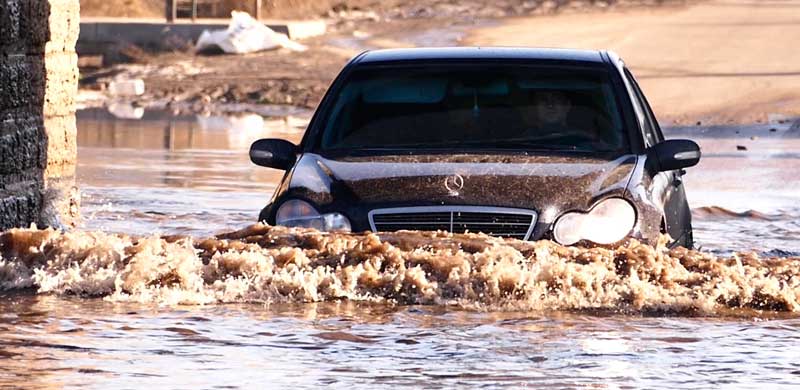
(532, 90, 573, 133)
(521, 89, 610, 150)
(520, 90, 573, 135)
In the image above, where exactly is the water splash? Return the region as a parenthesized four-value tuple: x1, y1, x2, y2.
(1, 225, 798, 313)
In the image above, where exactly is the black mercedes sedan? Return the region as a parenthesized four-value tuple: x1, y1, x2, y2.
(249, 47, 701, 248)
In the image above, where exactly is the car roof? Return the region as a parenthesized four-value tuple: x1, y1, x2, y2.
(355, 47, 608, 65)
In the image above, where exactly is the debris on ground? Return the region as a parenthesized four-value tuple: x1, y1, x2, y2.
(79, 1, 691, 116)
(108, 79, 145, 96)
(196, 11, 307, 54)
(107, 102, 145, 119)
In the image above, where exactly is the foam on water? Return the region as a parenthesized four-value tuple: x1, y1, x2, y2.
(1, 224, 798, 313)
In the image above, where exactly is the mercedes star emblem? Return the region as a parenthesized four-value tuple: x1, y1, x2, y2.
(444, 174, 465, 196)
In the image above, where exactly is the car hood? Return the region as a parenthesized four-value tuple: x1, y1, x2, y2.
(289, 153, 637, 222)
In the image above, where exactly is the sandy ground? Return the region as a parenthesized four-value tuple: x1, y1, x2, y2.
(467, 0, 800, 125)
(79, 0, 799, 125)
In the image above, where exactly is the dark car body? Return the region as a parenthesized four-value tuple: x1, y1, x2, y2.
(250, 48, 701, 248)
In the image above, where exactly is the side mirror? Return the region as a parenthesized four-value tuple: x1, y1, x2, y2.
(647, 139, 701, 173)
(249, 138, 297, 170)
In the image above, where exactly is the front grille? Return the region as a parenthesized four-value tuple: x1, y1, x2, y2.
(369, 206, 537, 240)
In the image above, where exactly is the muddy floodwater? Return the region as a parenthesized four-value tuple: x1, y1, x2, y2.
(75, 108, 310, 236)
(1, 109, 799, 389)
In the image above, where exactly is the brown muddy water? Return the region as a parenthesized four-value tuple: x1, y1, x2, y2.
(1, 108, 799, 389)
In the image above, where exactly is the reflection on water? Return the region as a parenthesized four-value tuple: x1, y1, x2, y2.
(77, 108, 307, 235)
(2, 295, 800, 389)
(78, 108, 307, 150)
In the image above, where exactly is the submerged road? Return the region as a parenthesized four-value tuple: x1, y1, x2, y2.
(468, 0, 800, 125)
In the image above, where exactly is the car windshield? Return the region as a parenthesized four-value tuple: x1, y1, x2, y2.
(318, 64, 628, 152)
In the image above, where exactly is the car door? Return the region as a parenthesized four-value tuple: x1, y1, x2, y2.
(624, 68, 693, 246)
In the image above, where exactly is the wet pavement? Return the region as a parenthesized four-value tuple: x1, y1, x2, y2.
(0, 109, 798, 389)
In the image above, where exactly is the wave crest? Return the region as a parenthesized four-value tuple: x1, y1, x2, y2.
(1, 225, 798, 313)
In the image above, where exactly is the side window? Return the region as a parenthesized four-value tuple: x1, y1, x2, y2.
(624, 68, 660, 146)
(629, 74, 665, 143)
(620, 69, 647, 133)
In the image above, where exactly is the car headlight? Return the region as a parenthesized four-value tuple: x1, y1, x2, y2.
(275, 199, 352, 232)
(552, 198, 636, 245)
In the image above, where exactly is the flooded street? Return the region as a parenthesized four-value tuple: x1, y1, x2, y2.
(1, 110, 799, 388)
(670, 122, 800, 255)
(76, 108, 800, 255)
(76, 108, 310, 236)
(3, 297, 800, 389)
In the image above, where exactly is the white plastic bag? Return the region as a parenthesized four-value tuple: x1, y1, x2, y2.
(196, 11, 307, 54)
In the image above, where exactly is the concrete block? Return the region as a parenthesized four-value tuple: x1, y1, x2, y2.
(43, 114, 77, 178)
(0, 115, 46, 175)
(0, 169, 41, 191)
(0, 0, 81, 53)
(43, 175, 79, 228)
(19, 0, 50, 49)
(0, 191, 42, 231)
(44, 51, 79, 117)
(0, 0, 78, 230)
(281, 20, 327, 40)
(0, 54, 45, 112)
(45, 0, 80, 53)
(0, 0, 22, 48)
(0, 0, 56, 54)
